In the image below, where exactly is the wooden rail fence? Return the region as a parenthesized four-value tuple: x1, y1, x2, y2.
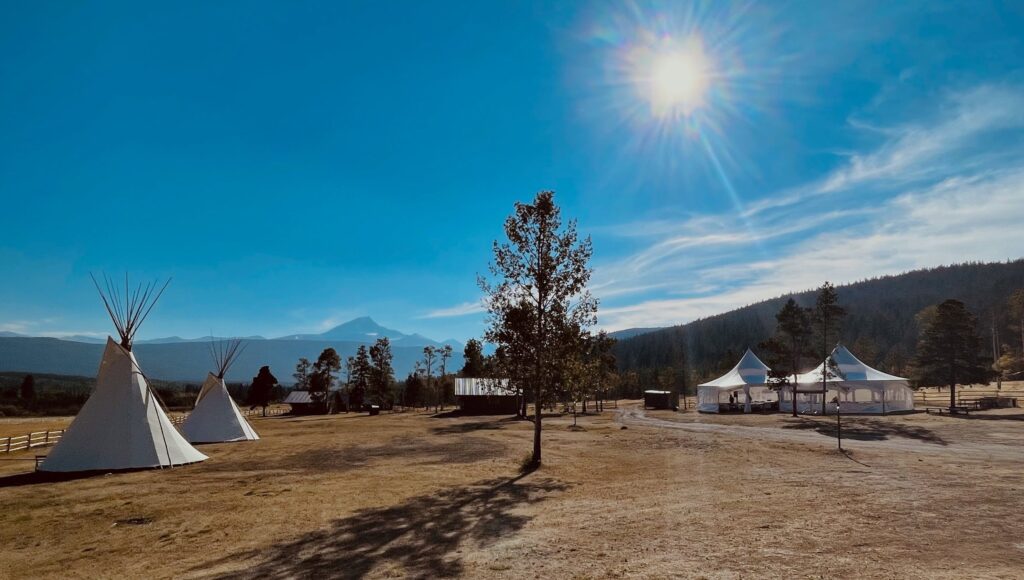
(914, 389, 1020, 408)
(1, 407, 288, 454)
(0, 430, 64, 454)
(169, 406, 286, 425)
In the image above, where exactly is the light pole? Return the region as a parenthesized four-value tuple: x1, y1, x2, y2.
(832, 395, 841, 450)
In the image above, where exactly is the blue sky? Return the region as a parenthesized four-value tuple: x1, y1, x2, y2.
(2, 1, 1023, 343)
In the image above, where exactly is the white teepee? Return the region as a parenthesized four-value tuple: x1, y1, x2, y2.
(181, 339, 259, 443)
(39, 276, 208, 472)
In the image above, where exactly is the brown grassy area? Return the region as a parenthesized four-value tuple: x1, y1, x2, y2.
(0, 416, 73, 438)
(3, 403, 1024, 579)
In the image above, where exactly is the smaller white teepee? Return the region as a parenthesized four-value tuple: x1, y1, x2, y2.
(181, 339, 259, 443)
(40, 275, 208, 472)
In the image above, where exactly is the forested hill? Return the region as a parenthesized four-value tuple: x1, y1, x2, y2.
(612, 260, 1024, 385)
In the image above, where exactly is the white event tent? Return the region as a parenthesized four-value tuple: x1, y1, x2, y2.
(698, 348, 774, 413)
(181, 339, 259, 444)
(779, 344, 914, 415)
(40, 276, 208, 472)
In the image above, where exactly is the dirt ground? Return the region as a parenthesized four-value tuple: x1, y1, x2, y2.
(3, 402, 1024, 579)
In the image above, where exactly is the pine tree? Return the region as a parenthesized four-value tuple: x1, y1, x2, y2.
(914, 299, 991, 410)
(349, 345, 371, 411)
(368, 338, 395, 408)
(813, 282, 846, 414)
(437, 344, 453, 409)
(403, 372, 423, 408)
(421, 346, 437, 411)
(310, 348, 341, 407)
(1008, 289, 1024, 371)
(247, 366, 278, 416)
(761, 298, 812, 417)
(293, 357, 312, 389)
(460, 338, 486, 377)
(19, 374, 35, 401)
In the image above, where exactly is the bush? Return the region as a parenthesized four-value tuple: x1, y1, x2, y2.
(0, 404, 28, 418)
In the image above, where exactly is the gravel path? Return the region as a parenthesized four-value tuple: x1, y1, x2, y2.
(615, 404, 1024, 462)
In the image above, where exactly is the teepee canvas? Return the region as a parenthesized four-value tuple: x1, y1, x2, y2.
(181, 339, 259, 443)
(40, 276, 208, 472)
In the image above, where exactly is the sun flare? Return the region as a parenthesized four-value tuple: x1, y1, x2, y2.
(639, 38, 711, 118)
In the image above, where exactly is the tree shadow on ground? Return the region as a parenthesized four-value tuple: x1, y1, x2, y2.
(430, 416, 520, 435)
(958, 412, 1024, 422)
(202, 435, 507, 474)
(781, 418, 948, 445)
(201, 473, 569, 579)
(0, 467, 149, 488)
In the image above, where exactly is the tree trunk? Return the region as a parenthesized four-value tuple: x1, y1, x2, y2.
(791, 378, 798, 417)
(821, 319, 828, 415)
(791, 343, 800, 418)
(532, 381, 542, 465)
(950, 358, 957, 411)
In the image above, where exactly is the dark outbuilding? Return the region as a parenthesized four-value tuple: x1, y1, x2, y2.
(455, 378, 519, 415)
(644, 390, 678, 410)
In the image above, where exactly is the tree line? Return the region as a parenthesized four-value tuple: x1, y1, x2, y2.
(613, 260, 1024, 392)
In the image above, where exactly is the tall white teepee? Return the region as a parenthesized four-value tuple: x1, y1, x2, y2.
(40, 275, 208, 472)
(181, 339, 259, 443)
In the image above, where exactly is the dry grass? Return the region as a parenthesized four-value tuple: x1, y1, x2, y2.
(0, 416, 73, 438)
(3, 402, 1024, 579)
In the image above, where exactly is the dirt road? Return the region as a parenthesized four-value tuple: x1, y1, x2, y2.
(615, 404, 1024, 462)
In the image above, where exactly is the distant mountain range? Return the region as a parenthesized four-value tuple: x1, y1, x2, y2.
(1, 317, 460, 349)
(0, 317, 464, 384)
(274, 316, 461, 349)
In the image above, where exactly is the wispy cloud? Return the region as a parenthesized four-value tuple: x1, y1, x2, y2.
(0, 318, 106, 339)
(743, 84, 1024, 218)
(0, 318, 65, 335)
(0, 321, 30, 333)
(593, 84, 1024, 330)
(419, 300, 485, 319)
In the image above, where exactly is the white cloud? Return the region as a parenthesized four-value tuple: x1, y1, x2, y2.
(743, 84, 1024, 218)
(419, 300, 485, 319)
(0, 321, 30, 333)
(593, 84, 1024, 331)
(597, 168, 1024, 330)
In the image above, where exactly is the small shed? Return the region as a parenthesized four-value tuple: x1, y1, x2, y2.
(283, 389, 331, 415)
(644, 390, 678, 410)
(455, 378, 519, 415)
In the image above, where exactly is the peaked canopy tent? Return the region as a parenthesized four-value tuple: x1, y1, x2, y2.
(40, 276, 207, 472)
(698, 348, 774, 413)
(181, 339, 259, 443)
(779, 345, 914, 415)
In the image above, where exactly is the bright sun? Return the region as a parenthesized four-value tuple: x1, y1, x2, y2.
(643, 39, 711, 118)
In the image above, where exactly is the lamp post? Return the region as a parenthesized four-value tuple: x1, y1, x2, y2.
(832, 395, 841, 450)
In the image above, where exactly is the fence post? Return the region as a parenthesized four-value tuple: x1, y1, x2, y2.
(27, 432, 33, 448)
(4, 437, 9, 453)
